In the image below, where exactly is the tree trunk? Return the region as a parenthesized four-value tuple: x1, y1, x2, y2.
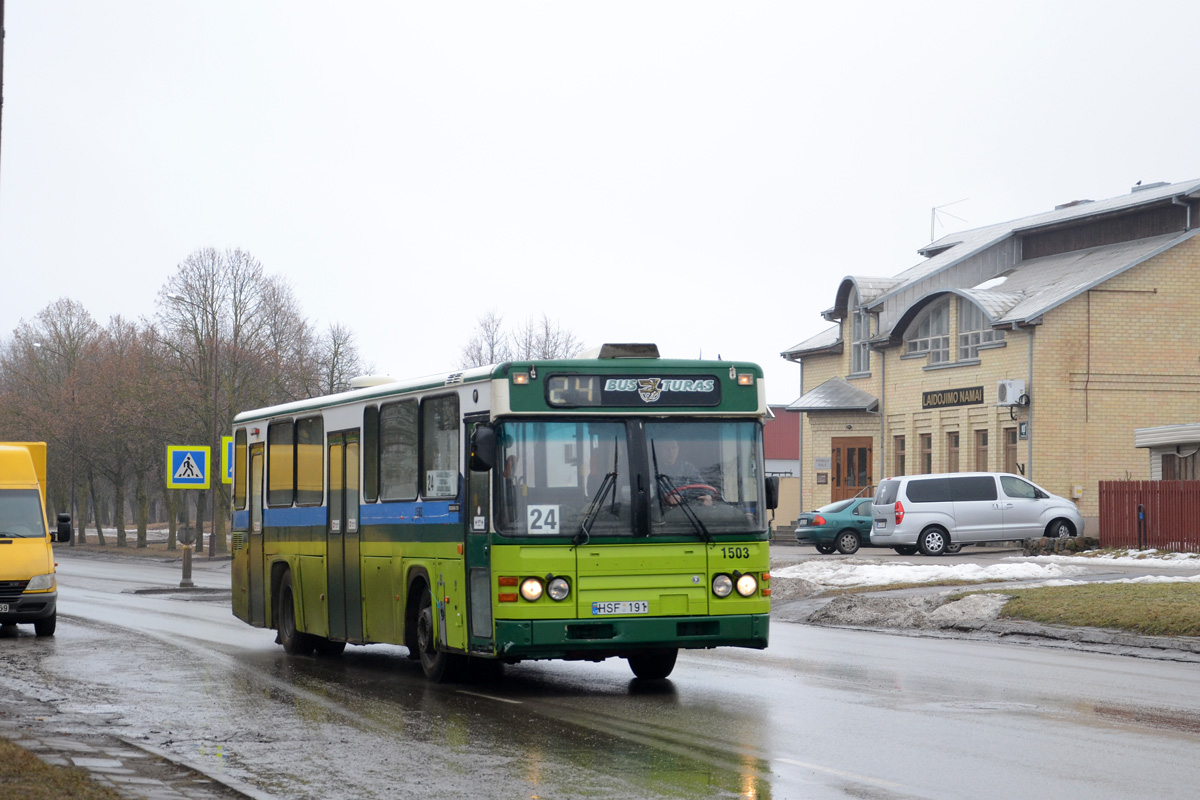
(194, 492, 206, 554)
(135, 470, 149, 548)
(114, 479, 127, 547)
(165, 489, 178, 551)
(214, 483, 227, 553)
(75, 478, 89, 545)
(89, 472, 106, 546)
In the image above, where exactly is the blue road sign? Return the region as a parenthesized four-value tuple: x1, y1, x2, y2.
(167, 446, 210, 489)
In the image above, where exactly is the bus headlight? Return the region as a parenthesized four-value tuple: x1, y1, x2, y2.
(735, 573, 758, 597)
(712, 574, 733, 598)
(26, 573, 55, 592)
(547, 577, 570, 601)
(520, 577, 544, 601)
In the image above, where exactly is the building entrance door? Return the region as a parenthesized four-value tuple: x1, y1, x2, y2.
(831, 437, 873, 501)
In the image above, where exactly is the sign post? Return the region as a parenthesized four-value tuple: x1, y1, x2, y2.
(167, 446, 210, 588)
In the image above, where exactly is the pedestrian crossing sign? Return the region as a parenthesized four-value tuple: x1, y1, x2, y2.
(167, 446, 210, 489)
(222, 436, 234, 484)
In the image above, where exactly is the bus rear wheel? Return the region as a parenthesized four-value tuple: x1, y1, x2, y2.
(627, 649, 678, 680)
(278, 572, 315, 656)
(416, 591, 464, 682)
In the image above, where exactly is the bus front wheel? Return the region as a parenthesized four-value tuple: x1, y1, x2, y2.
(627, 648, 678, 680)
(278, 571, 315, 656)
(416, 592, 463, 682)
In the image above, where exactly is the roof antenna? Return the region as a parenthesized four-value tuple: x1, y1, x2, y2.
(931, 198, 969, 242)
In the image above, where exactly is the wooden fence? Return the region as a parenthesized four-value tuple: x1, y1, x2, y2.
(1098, 480, 1200, 552)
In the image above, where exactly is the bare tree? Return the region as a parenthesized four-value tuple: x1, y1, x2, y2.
(510, 314, 585, 360)
(459, 311, 582, 368)
(311, 322, 367, 395)
(458, 310, 513, 368)
(0, 299, 100, 541)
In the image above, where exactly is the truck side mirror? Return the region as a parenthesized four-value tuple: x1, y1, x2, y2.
(765, 476, 780, 510)
(55, 513, 74, 544)
(469, 425, 496, 472)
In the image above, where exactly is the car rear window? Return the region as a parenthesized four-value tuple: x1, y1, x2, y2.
(949, 476, 998, 502)
(874, 480, 900, 505)
(904, 478, 951, 503)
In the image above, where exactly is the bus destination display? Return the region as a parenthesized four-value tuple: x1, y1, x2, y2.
(546, 374, 722, 407)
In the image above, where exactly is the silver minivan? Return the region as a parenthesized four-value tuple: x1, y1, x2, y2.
(871, 472, 1085, 556)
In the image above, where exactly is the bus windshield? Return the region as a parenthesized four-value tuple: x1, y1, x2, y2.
(494, 419, 765, 538)
(496, 420, 633, 537)
(646, 420, 765, 535)
(0, 489, 47, 538)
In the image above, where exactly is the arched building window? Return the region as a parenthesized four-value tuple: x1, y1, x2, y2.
(905, 301, 950, 364)
(850, 288, 871, 374)
(958, 299, 1005, 360)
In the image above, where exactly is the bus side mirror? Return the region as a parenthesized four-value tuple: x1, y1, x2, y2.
(765, 476, 780, 510)
(469, 425, 496, 472)
(56, 513, 74, 544)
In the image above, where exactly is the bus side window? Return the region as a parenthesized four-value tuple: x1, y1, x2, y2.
(421, 395, 460, 499)
(363, 406, 379, 503)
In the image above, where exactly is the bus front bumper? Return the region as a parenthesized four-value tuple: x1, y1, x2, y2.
(493, 612, 769, 660)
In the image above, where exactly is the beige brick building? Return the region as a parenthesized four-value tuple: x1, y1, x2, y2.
(782, 178, 1200, 534)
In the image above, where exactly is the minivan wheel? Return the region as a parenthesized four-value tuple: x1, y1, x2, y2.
(1048, 519, 1076, 538)
(944, 543, 963, 555)
(918, 528, 947, 556)
(894, 546, 918, 556)
(835, 531, 860, 555)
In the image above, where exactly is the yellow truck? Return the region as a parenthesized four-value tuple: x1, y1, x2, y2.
(0, 442, 73, 636)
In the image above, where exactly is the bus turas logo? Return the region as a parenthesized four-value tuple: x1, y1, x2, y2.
(637, 378, 663, 403)
(601, 377, 717, 404)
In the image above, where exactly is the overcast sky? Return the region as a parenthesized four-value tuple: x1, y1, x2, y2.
(2, 2, 1198, 405)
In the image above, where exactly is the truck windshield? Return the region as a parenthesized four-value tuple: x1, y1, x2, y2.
(493, 418, 766, 538)
(0, 489, 47, 538)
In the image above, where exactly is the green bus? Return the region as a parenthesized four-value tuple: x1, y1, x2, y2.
(230, 344, 777, 681)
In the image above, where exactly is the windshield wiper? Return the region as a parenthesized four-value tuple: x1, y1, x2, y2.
(576, 439, 620, 545)
(651, 441, 710, 542)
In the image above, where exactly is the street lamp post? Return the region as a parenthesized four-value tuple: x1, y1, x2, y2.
(168, 292, 222, 557)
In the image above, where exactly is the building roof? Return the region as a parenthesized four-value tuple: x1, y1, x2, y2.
(781, 325, 841, 360)
(786, 178, 1200, 360)
(787, 376, 878, 412)
(888, 178, 1200, 299)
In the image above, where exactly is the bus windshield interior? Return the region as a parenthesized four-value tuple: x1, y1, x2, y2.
(494, 419, 765, 538)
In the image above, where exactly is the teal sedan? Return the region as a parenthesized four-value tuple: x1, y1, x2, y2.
(794, 498, 874, 554)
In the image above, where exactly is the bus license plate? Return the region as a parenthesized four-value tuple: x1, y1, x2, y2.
(592, 601, 648, 616)
(0, 604, 8, 613)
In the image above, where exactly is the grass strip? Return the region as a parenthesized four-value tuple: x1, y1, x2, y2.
(0, 736, 124, 800)
(994, 582, 1200, 637)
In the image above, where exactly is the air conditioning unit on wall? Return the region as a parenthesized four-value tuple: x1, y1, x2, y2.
(997, 379, 1027, 406)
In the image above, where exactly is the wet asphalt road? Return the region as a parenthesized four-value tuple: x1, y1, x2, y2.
(2, 550, 1199, 799)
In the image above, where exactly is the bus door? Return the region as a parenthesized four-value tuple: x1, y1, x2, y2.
(248, 443, 266, 626)
(464, 413, 494, 652)
(327, 431, 363, 642)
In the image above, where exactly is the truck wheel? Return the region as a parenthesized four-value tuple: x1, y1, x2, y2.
(34, 614, 56, 637)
